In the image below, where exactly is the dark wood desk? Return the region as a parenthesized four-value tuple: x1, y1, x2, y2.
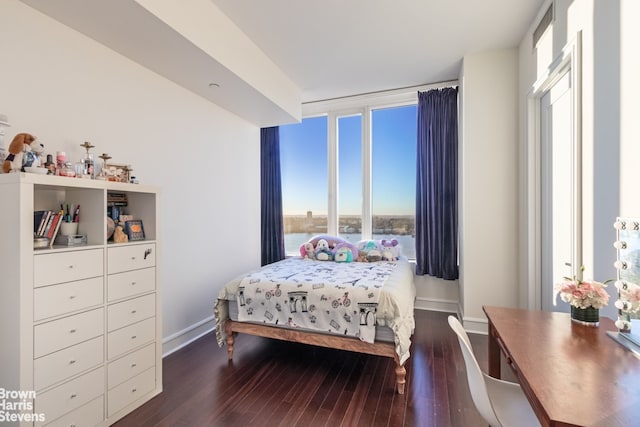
(483, 306, 640, 427)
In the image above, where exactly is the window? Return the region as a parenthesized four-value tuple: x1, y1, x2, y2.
(280, 98, 417, 258)
(280, 116, 328, 250)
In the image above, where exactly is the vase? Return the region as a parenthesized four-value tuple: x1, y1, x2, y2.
(571, 306, 599, 327)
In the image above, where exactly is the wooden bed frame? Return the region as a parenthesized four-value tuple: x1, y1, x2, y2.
(224, 318, 407, 394)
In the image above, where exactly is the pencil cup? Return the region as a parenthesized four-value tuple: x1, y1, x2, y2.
(60, 222, 78, 236)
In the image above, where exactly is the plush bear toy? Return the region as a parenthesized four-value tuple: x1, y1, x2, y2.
(2, 133, 38, 173)
(113, 225, 129, 243)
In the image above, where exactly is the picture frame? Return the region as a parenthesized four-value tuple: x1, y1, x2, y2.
(124, 219, 145, 241)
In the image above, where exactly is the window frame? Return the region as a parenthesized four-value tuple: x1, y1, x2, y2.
(303, 90, 421, 240)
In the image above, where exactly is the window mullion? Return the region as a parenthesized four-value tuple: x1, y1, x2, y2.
(362, 107, 372, 239)
(327, 112, 338, 235)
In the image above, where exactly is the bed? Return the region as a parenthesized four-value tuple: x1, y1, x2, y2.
(214, 254, 416, 394)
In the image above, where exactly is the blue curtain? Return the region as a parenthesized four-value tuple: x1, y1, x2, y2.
(415, 87, 459, 279)
(261, 127, 285, 265)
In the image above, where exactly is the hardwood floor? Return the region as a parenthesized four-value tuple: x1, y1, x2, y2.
(114, 310, 501, 426)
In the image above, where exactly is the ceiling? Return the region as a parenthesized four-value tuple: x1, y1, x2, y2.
(20, 0, 545, 125)
(211, 0, 546, 102)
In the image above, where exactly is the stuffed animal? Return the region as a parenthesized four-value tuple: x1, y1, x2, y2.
(381, 239, 400, 261)
(314, 238, 333, 261)
(113, 225, 129, 243)
(357, 239, 382, 262)
(2, 133, 38, 173)
(300, 242, 316, 260)
(333, 242, 358, 263)
(22, 139, 45, 169)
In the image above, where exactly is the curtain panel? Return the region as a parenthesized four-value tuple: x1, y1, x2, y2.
(261, 127, 285, 265)
(415, 87, 459, 279)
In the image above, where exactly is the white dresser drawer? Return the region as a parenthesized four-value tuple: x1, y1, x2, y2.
(107, 367, 155, 417)
(108, 243, 156, 274)
(35, 367, 104, 425)
(40, 395, 104, 427)
(34, 277, 104, 321)
(107, 317, 155, 360)
(34, 308, 104, 358)
(107, 267, 155, 302)
(108, 343, 155, 389)
(34, 249, 104, 288)
(108, 293, 155, 332)
(34, 336, 104, 391)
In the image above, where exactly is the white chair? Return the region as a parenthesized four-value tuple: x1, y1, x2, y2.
(448, 316, 540, 427)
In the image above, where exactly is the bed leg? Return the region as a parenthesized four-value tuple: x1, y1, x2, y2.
(395, 363, 406, 395)
(224, 321, 234, 360)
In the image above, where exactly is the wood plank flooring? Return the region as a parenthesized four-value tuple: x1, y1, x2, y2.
(114, 310, 502, 426)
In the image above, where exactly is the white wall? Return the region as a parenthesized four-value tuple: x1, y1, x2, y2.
(518, 0, 639, 321)
(620, 0, 640, 216)
(459, 49, 520, 332)
(0, 1, 261, 354)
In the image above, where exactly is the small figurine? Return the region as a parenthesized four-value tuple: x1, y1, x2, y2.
(113, 225, 128, 243)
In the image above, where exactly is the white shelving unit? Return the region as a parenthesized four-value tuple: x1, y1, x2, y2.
(0, 172, 162, 426)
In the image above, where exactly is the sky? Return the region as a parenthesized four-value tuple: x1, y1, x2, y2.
(280, 104, 417, 216)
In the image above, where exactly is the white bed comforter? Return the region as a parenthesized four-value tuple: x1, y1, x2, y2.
(215, 257, 416, 364)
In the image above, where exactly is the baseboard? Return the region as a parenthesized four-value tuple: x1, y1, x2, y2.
(461, 316, 488, 335)
(162, 315, 215, 357)
(414, 296, 458, 313)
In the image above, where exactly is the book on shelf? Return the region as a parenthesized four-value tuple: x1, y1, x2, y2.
(34, 210, 64, 240)
(46, 213, 62, 240)
(34, 210, 47, 235)
(107, 192, 128, 207)
(42, 213, 56, 238)
(49, 214, 64, 248)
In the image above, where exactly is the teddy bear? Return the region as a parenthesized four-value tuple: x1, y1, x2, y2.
(2, 133, 38, 173)
(113, 225, 129, 243)
(314, 238, 333, 261)
(381, 239, 400, 261)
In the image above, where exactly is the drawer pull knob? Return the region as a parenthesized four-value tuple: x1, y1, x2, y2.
(131, 281, 137, 286)
(131, 310, 137, 314)
(70, 329, 77, 333)
(70, 393, 77, 399)
(131, 256, 136, 260)
(68, 265, 74, 269)
(132, 388, 137, 393)
(69, 360, 76, 364)
(131, 335, 137, 339)
(131, 363, 137, 368)
(69, 295, 76, 300)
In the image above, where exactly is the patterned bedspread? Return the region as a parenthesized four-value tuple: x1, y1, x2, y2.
(236, 259, 396, 343)
(215, 257, 416, 364)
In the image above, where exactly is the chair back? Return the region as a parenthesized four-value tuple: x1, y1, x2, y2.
(448, 316, 502, 427)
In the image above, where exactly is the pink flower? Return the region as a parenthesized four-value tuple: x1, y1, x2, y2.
(554, 273, 610, 309)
